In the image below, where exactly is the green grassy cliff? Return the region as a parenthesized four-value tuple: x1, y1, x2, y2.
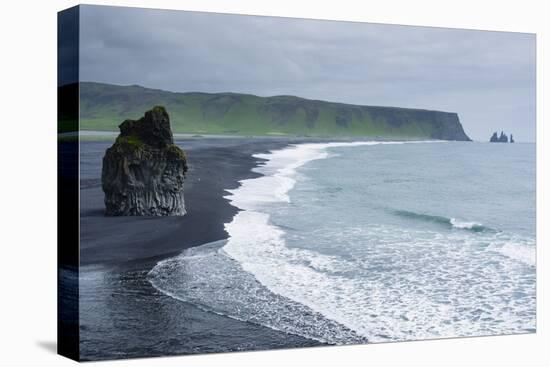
(77, 82, 471, 140)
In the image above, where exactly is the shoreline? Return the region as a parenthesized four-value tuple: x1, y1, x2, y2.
(65, 129, 457, 142)
(76, 138, 536, 360)
(78, 137, 324, 360)
(80, 138, 296, 266)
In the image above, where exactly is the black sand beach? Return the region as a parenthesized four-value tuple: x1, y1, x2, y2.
(78, 137, 322, 360)
(80, 138, 285, 266)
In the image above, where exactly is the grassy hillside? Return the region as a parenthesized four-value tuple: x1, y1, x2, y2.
(77, 82, 471, 140)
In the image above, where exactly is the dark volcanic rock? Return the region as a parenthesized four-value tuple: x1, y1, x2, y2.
(102, 106, 188, 216)
(490, 131, 511, 143)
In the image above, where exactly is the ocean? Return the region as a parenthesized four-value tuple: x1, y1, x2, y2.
(148, 141, 536, 344)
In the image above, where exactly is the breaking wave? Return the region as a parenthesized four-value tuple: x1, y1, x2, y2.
(148, 140, 535, 344)
(393, 210, 490, 232)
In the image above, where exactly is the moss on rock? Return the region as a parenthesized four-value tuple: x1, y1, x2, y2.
(102, 106, 188, 216)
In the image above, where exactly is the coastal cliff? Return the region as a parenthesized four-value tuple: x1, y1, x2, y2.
(101, 106, 188, 216)
(79, 82, 471, 141)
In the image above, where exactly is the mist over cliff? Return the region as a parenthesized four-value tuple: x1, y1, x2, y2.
(78, 82, 471, 141)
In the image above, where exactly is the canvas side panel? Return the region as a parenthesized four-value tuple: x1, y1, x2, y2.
(57, 5, 80, 362)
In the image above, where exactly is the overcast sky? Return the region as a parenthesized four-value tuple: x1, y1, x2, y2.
(79, 5, 536, 142)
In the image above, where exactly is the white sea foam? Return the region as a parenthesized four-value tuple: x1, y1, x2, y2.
(222, 219, 536, 341)
(227, 142, 405, 209)
(226, 141, 423, 209)
(450, 218, 484, 230)
(220, 140, 535, 342)
(147, 240, 366, 344)
(489, 241, 536, 267)
(149, 140, 535, 344)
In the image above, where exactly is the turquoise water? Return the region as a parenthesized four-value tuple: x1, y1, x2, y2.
(149, 141, 535, 343)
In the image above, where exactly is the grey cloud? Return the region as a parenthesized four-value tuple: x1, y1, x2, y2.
(79, 5, 536, 142)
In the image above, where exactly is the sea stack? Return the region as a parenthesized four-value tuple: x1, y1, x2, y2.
(489, 131, 511, 143)
(102, 106, 188, 216)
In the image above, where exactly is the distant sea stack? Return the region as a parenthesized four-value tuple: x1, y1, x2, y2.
(102, 106, 188, 216)
(490, 131, 513, 143)
(78, 82, 472, 141)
